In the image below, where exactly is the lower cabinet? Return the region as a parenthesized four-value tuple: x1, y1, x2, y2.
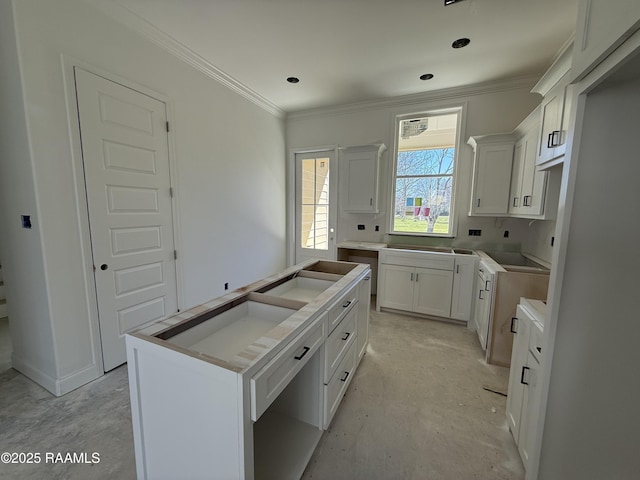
(506, 300, 544, 471)
(356, 274, 371, 361)
(378, 249, 477, 322)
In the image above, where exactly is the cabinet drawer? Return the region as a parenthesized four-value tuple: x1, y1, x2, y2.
(327, 284, 358, 333)
(324, 305, 357, 383)
(324, 341, 357, 429)
(379, 249, 454, 271)
(251, 314, 326, 421)
(529, 321, 543, 362)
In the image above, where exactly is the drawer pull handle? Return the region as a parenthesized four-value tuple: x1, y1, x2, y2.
(341, 332, 351, 341)
(294, 346, 310, 361)
(478, 289, 485, 300)
(510, 317, 518, 334)
(520, 366, 530, 386)
(342, 300, 352, 308)
(340, 371, 350, 382)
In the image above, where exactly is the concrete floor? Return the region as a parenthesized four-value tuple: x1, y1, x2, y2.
(0, 306, 524, 480)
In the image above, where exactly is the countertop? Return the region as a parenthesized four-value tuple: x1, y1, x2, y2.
(337, 241, 388, 251)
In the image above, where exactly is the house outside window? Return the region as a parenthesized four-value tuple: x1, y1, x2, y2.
(391, 109, 461, 236)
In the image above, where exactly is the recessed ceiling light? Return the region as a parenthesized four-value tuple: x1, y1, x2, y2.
(419, 73, 434, 81)
(286, 77, 300, 84)
(452, 38, 471, 49)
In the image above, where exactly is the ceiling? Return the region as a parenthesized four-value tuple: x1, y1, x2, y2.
(109, 0, 579, 113)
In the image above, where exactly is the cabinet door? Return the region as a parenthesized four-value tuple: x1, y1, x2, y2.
(506, 310, 531, 444)
(378, 264, 414, 311)
(451, 257, 477, 321)
(518, 350, 540, 470)
(572, 0, 640, 82)
(474, 277, 490, 350)
(412, 267, 453, 318)
(356, 275, 371, 362)
(536, 84, 563, 165)
(471, 144, 514, 215)
(520, 129, 548, 216)
(341, 146, 379, 213)
(508, 139, 526, 215)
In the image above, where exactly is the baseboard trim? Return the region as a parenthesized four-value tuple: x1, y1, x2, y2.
(11, 354, 101, 396)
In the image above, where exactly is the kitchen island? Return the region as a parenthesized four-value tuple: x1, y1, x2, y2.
(126, 259, 371, 480)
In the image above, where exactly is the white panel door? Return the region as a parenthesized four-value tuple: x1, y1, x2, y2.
(295, 151, 337, 263)
(75, 68, 177, 371)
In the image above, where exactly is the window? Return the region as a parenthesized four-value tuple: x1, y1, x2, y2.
(391, 109, 461, 236)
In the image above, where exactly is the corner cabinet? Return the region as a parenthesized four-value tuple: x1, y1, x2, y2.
(125, 260, 371, 480)
(571, 0, 640, 82)
(340, 144, 386, 213)
(468, 134, 514, 216)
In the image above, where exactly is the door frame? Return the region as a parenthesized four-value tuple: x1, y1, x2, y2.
(287, 146, 338, 266)
(61, 56, 183, 375)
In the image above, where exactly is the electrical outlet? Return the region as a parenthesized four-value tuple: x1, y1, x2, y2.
(468, 229, 481, 236)
(21, 215, 32, 229)
(504, 230, 509, 238)
(357, 224, 365, 230)
(375, 225, 380, 232)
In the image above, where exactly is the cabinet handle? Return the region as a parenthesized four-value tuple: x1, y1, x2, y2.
(415, 273, 419, 282)
(340, 371, 350, 382)
(523, 195, 531, 207)
(513, 197, 518, 207)
(547, 132, 554, 148)
(341, 332, 351, 341)
(510, 317, 518, 334)
(520, 366, 530, 386)
(479, 289, 485, 300)
(485, 279, 490, 291)
(456, 265, 460, 274)
(342, 300, 352, 308)
(370, 198, 373, 206)
(410, 272, 414, 282)
(552, 130, 561, 147)
(294, 346, 310, 360)
(477, 198, 481, 208)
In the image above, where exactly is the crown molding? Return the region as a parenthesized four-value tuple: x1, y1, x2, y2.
(287, 74, 542, 121)
(86, 0, 285, 119)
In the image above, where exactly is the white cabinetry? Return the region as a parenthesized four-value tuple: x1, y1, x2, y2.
(506, 299, 545, 471)
(450, 256, 478, 322)
(356, 274, 371, 362)
(126, 260, 370, 480)
(572, 0, 640, 82)
(467, 135, 514, 216)
(340, 144, 385, 213)
(378, 248, 477, 321)
(508, 107, 556, 219)
(532, 45, 573, 168)
(473, 260, 494, 351)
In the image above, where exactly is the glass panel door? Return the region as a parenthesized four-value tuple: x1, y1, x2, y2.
(295, 151, 336, 263)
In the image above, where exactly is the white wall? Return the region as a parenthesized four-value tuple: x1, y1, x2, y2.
(0, 0, 58, 386)
(0, 0, 286, 394)
(286, 85, 543, 253)
(538, 56, 640, 480)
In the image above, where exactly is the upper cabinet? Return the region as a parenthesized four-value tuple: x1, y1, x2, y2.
(571, 0, 640, 82)
(509, 106, 554, 219)
(467, 135, 514, 216)
(532, 44, 573, 168)
(340, 144, 385, 214)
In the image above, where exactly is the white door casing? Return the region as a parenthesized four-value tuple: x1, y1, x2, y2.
(295, 150, 337, 264)
(75, 68, 178, 371)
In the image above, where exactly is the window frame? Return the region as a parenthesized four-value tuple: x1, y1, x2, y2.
(389, 106, 465, 238)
